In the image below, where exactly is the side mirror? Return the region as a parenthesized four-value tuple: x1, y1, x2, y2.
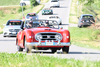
(20, 21, 24, 30)
(77, 17, 79, 19)
(3, 24, 6, 26)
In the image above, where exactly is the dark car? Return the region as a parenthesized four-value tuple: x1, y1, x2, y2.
(25, 13, 38, 20)
(42, 8, 53, 15)
(78, 14, 95, 28)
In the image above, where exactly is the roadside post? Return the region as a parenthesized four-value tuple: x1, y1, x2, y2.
(77, 1, 79, 17)
(20, 3, 24, 17)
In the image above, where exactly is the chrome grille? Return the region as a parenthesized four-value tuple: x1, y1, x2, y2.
(9, 29, 20, 32)
(35, 32, 62, 41)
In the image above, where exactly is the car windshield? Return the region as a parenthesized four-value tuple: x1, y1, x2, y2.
(25, 20, 59, 29)
(7, 21, 22, 25)
(27, 14, 36, 17)
(82, 15, 94, 19)
(51, 0, 58, 2)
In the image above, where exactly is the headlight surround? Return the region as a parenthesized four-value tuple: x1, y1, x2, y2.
(55, 35, 62, 41)
(36, 35, 42, 40)
(4, 28, 9, 31)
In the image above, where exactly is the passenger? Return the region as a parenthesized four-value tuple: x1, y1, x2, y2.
(9, 23, 12, 25)
(27, 21, 33, 28)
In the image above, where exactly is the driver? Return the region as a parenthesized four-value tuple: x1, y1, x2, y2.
(44, 21, 49, 27)
(27, 21, 33, 28)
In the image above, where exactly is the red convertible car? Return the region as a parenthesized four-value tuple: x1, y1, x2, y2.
(16, 20, 71, 53)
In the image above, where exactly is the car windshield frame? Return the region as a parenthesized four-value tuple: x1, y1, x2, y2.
(6, 20, 22, 25)
(24, 20, 59, 29)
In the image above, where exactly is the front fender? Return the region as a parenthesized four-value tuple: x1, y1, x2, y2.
(25, 30, 35, 42)
(61, 30, 70, 43)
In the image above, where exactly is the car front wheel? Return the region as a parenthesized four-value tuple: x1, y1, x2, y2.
(62, 47, 69, 54)
(78, 25, 82, 28)
(24, 37, 31, 53)
(17, 41, 23, 51)
(51, 49, 57, 53)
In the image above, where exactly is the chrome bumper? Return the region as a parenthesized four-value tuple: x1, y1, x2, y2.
(25, 42, 71, 46)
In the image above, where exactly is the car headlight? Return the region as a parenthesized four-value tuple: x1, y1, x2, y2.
(42, 11, 44, 13)
(36, 35, 42, 40)
(4, 29, 9, 31)
(55, 35, 61, 40)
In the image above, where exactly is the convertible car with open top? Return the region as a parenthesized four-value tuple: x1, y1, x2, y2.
(16, 20, 71, 53)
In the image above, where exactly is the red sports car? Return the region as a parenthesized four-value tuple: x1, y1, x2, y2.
(16, 20, 71, 53)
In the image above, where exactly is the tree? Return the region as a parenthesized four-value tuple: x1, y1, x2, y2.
(30, 0, 39, 7)
(78, 0, 94, 6)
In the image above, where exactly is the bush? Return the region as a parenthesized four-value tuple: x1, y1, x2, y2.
(30, 0, 39, 7)
(17, 6, 26, 13)
(0, 11, 4, 17)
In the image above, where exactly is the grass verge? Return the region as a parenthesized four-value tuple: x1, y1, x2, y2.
(0, 0, 20, 6)
(0, 53, 100, 67)
(69, 27, 100, 50)
(69, 0, 100, 50)
(0, 4, 44, 33)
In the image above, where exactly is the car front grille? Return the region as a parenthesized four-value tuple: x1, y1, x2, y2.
(35, 32, 62, 41)
(9, 29, 20, 32)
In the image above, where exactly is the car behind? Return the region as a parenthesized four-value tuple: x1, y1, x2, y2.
(78, 14, 95, 28)
(3, 20, 22, 37)
(50, 0, 60, 8)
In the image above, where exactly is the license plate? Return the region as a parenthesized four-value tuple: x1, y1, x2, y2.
(45, 41, 54, 45)
(86, 20, 89, 22)
(12, 32, 16, 34)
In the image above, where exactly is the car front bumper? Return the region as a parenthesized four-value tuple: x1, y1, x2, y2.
(42, 12, 53, 15)
(3, 31, 18, 36)
(25, 42, 71, 48)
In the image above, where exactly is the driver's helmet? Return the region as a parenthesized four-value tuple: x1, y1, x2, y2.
(45, 20, 49, 24)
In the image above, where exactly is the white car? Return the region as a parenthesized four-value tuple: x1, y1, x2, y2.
(20, 0, 30, 6)
(3, 20, 22, 37)
(48, 16, 62, 25)
(20, 0, 40, 6)
(50, 0, 60, 8)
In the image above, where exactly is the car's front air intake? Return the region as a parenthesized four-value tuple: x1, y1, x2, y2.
(35, 32, 62, 41)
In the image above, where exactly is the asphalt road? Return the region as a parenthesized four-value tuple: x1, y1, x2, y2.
(0, 0, 100, 61)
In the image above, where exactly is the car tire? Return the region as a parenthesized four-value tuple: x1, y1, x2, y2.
(3, 35, 6, 37)
(59, 22, 62, 25)
(24, 37, 31, 53)
(17, 41, 23, 51)
(62, 47, 69, 54)
(51, 49, 57, 53)
(78, 25, 82, 28)
(25, 46, 30, 53)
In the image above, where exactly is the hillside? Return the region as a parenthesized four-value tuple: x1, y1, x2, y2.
(0, 0, 20, 6)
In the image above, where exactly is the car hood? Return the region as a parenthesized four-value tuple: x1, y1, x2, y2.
(25, 28, 64, 34)
(4, 25, 21, 29)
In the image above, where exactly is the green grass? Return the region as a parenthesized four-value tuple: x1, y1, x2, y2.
(0, 53, 100, 67)
(0, 4, 44, 33)
(69, 27, 100, 50)
(0, 0, 20, 6)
